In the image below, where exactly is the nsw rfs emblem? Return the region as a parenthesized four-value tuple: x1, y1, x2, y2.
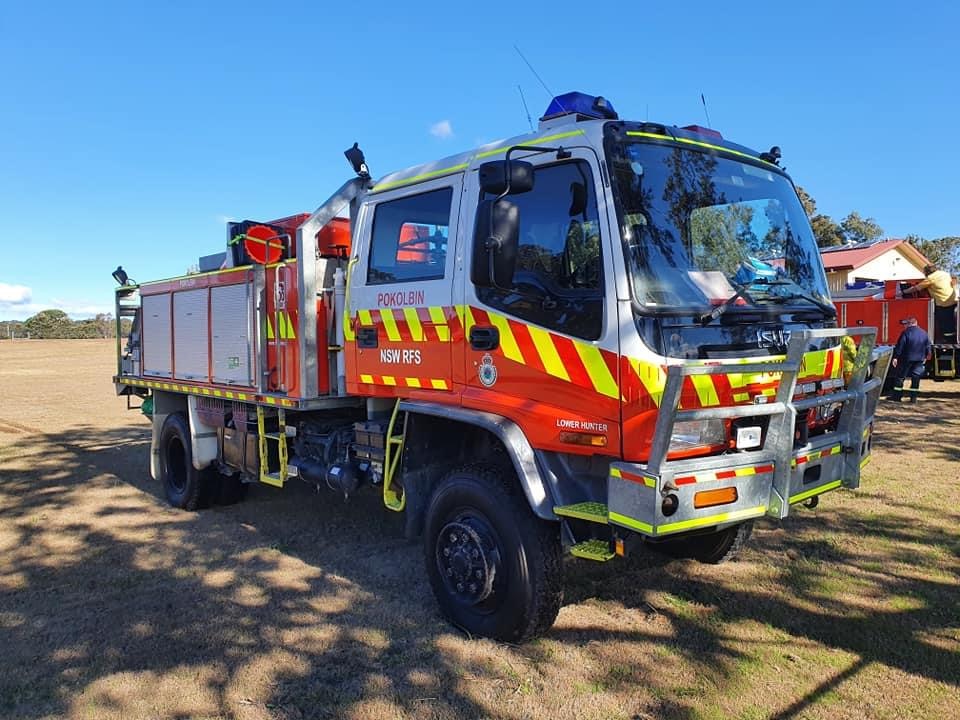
(478, 353, 498, 387)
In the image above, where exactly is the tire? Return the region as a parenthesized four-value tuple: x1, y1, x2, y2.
(159, 413, 211, 511)
(423, 464, 563, 642)
(658, 521, 754, 564)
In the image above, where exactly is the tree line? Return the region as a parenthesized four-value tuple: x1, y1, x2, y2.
(0, 310, 132, 340)
(797, 186, 960, 273)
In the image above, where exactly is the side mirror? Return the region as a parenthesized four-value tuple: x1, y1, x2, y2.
(472, 198, 519, 288)
(478, 160, 534, 195)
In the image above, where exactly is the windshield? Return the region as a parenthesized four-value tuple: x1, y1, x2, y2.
(608, 141, 832, 315)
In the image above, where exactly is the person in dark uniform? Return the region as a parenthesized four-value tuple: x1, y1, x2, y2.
(891, 316, 932, 403)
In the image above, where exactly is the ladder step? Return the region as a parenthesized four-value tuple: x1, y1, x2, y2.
(260, 472, 285, 488)
(554, 501, 609, 524)
(570, 539, 615, 562)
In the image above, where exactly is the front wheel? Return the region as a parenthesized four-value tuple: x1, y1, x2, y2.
(423, 464, 563, 642)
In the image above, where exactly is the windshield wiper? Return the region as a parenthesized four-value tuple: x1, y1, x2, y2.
(698, 284, 754, 325)
(746, 279, 836, 317)
(759, 291, 837, 317)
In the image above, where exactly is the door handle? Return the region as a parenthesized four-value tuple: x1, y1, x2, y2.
(357, 327, 378, 348)
(469, 326, 500, 351)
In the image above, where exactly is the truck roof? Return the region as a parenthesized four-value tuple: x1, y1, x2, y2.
(371, 112, 781, 196)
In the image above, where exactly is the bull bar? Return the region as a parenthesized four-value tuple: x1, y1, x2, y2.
(607, 327, 893, 537)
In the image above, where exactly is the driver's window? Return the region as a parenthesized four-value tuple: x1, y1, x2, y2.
(477, 160, 603, 340)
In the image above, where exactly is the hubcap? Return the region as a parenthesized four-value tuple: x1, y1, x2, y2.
(436, 518, 498, 604)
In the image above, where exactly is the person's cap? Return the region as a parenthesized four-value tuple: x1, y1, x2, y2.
(900, 316, 918, 325)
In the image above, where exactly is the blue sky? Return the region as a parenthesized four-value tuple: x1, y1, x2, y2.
(1, 1, 956, 320)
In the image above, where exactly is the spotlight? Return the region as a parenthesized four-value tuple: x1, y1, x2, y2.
(112, 266, 129, 285)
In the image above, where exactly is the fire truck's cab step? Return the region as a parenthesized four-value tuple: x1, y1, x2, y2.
(570, 539, 616, 562)
(554, 501, 609, 525)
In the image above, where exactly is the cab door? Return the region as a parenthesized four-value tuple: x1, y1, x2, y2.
(346, 175, 463, 398)
(461, 148, 621, 454)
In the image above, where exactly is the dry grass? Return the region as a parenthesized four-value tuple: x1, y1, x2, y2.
(0, 339, 957, 720)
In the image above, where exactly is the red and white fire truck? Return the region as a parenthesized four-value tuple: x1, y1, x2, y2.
(114, 92, 891, 641)
(834, 280, 958, 380)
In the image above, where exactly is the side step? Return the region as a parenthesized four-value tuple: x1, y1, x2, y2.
(554, 501, 609, 524)
(570, 539, 615, 562)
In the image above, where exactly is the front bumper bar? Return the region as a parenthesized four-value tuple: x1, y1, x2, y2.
(608, 328, 891, 538)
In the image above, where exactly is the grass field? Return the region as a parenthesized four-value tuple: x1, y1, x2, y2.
(0, 339, 957, 720)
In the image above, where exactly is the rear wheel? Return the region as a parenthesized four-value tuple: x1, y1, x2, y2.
(423, 464, 563, 642)
(657, 521, 754, 564)
(159, 413, 212, 511)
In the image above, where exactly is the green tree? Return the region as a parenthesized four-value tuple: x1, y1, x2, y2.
(794, 185, 845, 247)
(907, 235, 960, 275)
(841, 211, 883, 245)
(24, 309, 71, 339)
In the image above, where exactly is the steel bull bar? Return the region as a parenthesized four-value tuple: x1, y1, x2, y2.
(608, 328, 893, 537)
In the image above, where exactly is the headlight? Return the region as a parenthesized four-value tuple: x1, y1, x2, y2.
(669, 419, 726, 453)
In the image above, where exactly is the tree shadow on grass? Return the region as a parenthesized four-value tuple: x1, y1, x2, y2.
(1, 421, 958, 720)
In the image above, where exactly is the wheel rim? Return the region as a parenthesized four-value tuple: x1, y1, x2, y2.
(435, 514, 501, 607)
(165, 436, 188, 493)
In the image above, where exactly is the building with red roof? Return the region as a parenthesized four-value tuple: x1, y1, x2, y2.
(820, 238, 929, 294)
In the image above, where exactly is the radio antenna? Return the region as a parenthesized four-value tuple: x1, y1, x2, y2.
(517, 85, 534, 132)
(700, 93, 713, 127)
(514, 45, 556, 102)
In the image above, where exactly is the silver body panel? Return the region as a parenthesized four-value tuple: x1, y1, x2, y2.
(173, 289, 209, 381)
(142, 294, 172, 378)
(211, 283, 253, 386)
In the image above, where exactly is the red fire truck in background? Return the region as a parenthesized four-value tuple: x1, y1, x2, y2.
(113, 92, 892, 641)
(834, 280, 958, 380)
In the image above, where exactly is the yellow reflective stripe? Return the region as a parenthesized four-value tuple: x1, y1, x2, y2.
(431, 379, 448, 390)
(691, 374, 719, 406)
(658, 505, 767, 534)
(406, 377, 422, 388)
(463, 305, 476, 332)
(734, 467, 756, 477)
(733, 392, 750, 402)
(381, 375, 397, 386)
(860, 456, 871, 469)
(428, 306, 450, 342)
(379, 309, 401, 341)
(358, 309, 374, 326)
(625, 131, 779, 167)
(372, 162, 470, 193)
(285, 312, 296, 339)
(403, 307, 424, 341)
(266, 316, 275, 340)
(610, 467, 623, 479)
(608, 511, 654, 534)
(343, 310, 355, 341)
(632, 358, 666, 407)
(828, 445, 842, 456)
(528, 325, 569, 381)
(576, 342, 619, 399)
(488, 312, 523, 363)
(474, 130, 586, 160)
(359, 374, 374, 384)
(790, 480, 842, 504)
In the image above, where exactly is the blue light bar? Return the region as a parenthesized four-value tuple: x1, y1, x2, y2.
(541, 92, 618, 121)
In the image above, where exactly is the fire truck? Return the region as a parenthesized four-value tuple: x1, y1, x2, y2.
(833, 280, 958, 380)
(114, 92, 892, 641)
